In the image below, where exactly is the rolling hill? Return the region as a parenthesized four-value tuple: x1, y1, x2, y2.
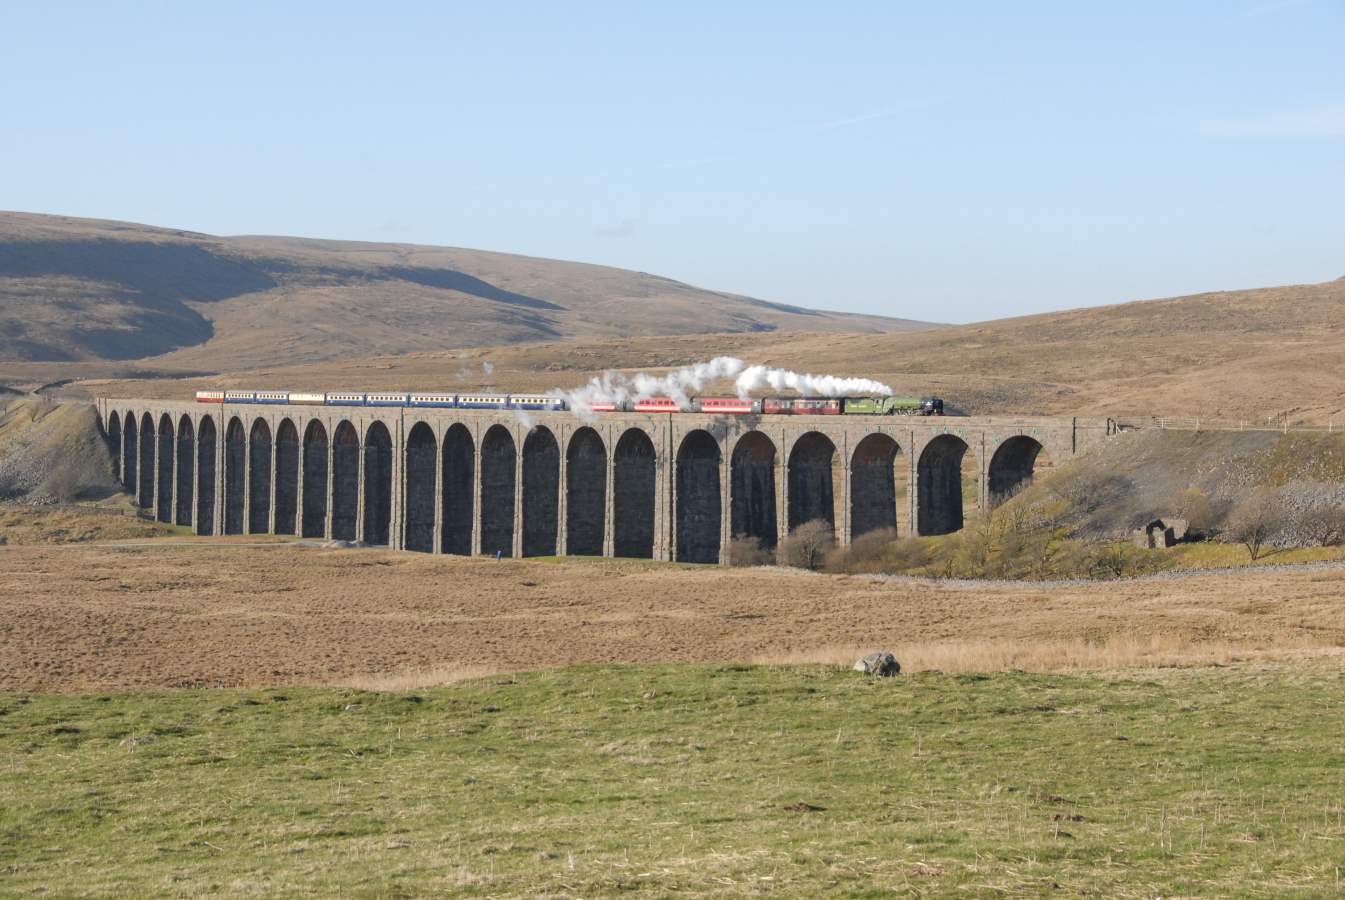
(0, 211, 928, 366)
(78, 277, 1345, 423)
(5, 212, 1341, 423)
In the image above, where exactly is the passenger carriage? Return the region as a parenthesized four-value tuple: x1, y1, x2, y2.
(366, 392, 411, 407)
(507, 394, 566, 411)
(458, 394, 509, 410)
(409, 393, 458, 408)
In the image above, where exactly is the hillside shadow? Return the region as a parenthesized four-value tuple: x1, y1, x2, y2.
(1, 239, 278, 302)
(380, 266, 566, 311)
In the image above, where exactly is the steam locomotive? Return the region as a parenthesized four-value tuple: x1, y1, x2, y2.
(195, 391, 945, 416)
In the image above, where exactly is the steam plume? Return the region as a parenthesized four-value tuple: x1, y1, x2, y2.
(733, 365, 892, 398)
(557, 357, 892, 417)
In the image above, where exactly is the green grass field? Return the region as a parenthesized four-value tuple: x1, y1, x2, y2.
(4, 664, 1345, 896)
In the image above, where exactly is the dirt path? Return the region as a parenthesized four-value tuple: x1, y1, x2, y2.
(4, 542, 1345, 692)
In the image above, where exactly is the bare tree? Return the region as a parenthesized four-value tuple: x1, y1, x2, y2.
(1226, 488, 1285, 561)
(1300, 503, 1345, 547)
(778, 520, 835, 571)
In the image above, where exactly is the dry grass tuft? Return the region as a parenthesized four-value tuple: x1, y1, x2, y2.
(330, 662, 501, 692)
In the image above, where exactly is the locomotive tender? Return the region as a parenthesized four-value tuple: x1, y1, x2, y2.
(195, 390, 944, 416)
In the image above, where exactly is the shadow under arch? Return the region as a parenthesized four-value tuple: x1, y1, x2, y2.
(850, 433, 904, 539)
(614, 427, 656, 559)
(522, 426, 560, 557)
(301, 420, 328, 538)
(107, 411, 122, 484)
(363, 421, 393, 546)
(175, 414, 195, 527)
(274, 419, 299, 535)
(442, 424, 475, 555)
(480, 424, 516, 557)
(331, 421, 359, 542)
(566, 427, 606, 556)
(404, 422, 437, 553)
(248, 418, 272, 534)
(224, 416, 245, 534)
(988, 435, 1050, 507)
(676, 429, 721, 564)
(197, 415, 216, 534)
(730, 431, 777, 550)
(121, 412, 137, 496)
(917, 434, 973, 535)
(156, 413, 174, 523)
(787, 431, 837, 533)
(138, 412, 154, 510)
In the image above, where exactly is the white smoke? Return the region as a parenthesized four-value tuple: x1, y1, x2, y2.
(732, 365, 892, 398)
(514, 408, 536, 431)
(482, 361, 495, 375)
(559, 356, 743, 415)
(557, 356, 891, 417)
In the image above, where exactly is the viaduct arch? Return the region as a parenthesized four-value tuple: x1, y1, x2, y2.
(301, 420, 328, 538)
(100, 401, 1101, 558)
(521, 427, 559, 557)
(275, 419, 299, 536)
(442, 424, 474, 555)
(404, 422, 436, 553)
(480, 424, 516, 557)
(730, 431, 777, 551)
(248, 418, 272, 534)
(197, 415, 216, 535)
(175, 414, 194, 527)
(613, 427, 656, 558)
(988, 435, 1050, 506)
(850, 433, 903, 539)
(566, 427, 606, 556)
(676, 429, 721, 563)
(363, 421, 393, 547)
(107, 411, 121, 484)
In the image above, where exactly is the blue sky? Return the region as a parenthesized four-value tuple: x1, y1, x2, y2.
(3, 1, 1341, 322)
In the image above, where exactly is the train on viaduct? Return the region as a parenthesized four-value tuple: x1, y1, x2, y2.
(96, 399, 1111, 563)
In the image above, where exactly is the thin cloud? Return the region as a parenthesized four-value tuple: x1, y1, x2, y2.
(593, 218, 637, 238)
(657, 101, 924, 170)
(1200, 104, 1345, 138)
(807, 104, 923, 134)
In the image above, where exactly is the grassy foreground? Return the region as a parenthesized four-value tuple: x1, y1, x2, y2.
(4, 665, 1345, 896)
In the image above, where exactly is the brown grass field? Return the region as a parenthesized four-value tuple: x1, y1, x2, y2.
(5, 535, 1345, 693)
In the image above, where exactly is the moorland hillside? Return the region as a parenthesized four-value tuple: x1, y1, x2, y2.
(0, 211, 924, 366)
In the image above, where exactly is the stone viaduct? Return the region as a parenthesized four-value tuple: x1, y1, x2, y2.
(97, 399, 1111, 562)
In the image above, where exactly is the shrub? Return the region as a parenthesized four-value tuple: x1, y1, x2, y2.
(883, 536, 929, 573)
(727, 535, 775, 567)
(778, 520, 834, 571)
(1226, 488, 1286, 561)
(1300, 503, 1345, 547)
(823, 528, 895, 574)
(1173, 487, 1223, 539)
